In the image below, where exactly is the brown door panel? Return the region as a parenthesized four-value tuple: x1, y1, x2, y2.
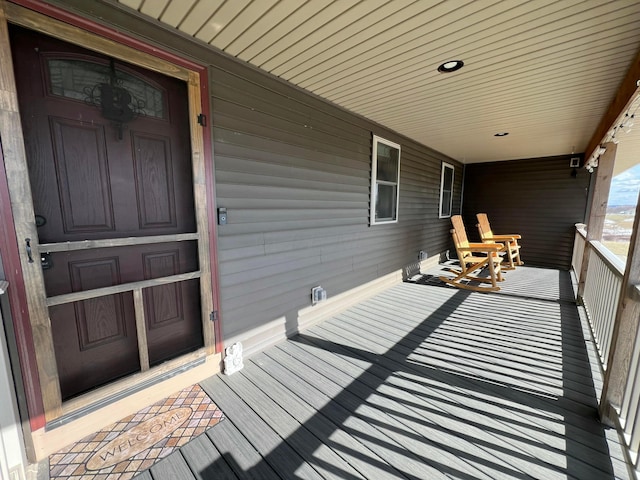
(50, 293, 140, 400)
(42, 242, 199, 296)
(10, 25, 205, 400)
(145, 278, 203, 366)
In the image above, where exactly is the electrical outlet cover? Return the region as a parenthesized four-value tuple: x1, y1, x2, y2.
(223, 342, 244, 375)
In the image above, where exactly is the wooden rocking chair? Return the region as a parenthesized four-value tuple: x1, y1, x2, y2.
(439, 215, 504, 292)
(476, 213, 523, 269)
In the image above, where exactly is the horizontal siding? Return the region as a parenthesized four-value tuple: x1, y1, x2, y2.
(462, 156, 590, 269)
(208, 61, 461, 350)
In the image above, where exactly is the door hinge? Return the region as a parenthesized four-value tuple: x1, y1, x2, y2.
(210, 310, 218, 322)
(197, 113, 207, 126)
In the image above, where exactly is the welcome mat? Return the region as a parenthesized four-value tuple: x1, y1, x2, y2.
(49, 384, 224, 480)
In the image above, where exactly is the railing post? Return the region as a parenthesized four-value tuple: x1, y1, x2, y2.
(600, 191, 640, 424)
(571, 223, 586, 281)
(577, 143, 617, 299)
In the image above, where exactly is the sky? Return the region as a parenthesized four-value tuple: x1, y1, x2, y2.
(609, 163, 640, 206)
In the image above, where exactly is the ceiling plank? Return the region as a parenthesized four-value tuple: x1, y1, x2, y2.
(178, 0, 224, 36)
(195, 0, 251, 43)
(212, 0, 279, 51)
(160, 0, 196, 27)
(139, 0, 169, 18)
(224, 0, 303, 56)
(248, 0, 360, 67)
(235, 0, 333, 62)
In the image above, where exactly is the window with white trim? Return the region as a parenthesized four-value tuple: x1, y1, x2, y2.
(370, 135, 401, 225)
(439, 162, 455, 218)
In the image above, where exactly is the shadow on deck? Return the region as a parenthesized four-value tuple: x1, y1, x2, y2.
(137, 265, 630, 480)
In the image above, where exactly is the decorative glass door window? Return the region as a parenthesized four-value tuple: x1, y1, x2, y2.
(47, 57, 166, 119)
(370, 135, 401, 225)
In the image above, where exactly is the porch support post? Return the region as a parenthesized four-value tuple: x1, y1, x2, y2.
(600, 191, 640, 423)
(577, 142, 617, 298)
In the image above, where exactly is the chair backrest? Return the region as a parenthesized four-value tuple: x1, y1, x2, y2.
(476, 213, 493, 242)
(450, 215, 471, 260)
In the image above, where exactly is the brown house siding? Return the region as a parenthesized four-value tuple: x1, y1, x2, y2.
(42, 0, 462, 353)
(462, 156, 590, 270)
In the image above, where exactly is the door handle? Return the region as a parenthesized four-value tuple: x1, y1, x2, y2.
(25, 238, 34, 263)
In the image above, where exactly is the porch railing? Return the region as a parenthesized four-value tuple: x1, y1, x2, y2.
(575, 225, 625, 369)
(617, 285, 640, 467)
(571, 223, 587, 275)
(582, 240, 625, 369)
(573, 225, 640, 471)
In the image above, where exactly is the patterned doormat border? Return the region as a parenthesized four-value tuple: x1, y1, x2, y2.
(49, 384, 224, 480)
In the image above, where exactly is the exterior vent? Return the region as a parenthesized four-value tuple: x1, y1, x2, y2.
(311, 286, 327, 305)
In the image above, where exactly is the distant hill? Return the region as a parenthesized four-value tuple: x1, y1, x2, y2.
(607, 205, 636, 214)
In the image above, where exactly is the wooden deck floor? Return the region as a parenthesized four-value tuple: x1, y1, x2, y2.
(136, 266, 630, 480)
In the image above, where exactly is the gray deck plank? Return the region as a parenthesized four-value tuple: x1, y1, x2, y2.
(313, 312, 603, 433)
(326, 294, 597, 406)
(358, 295, 594, 367)
(202, 376, 325, 480)
(251, 351, 447, 480)
(292, 329, 597, 441)
(297, 330, 612, 463)
(286, 331, 615, 480)
(204, 417, 281, 480)
(269, 343, 534, 480)
(318, 303, 599, 416)
(180, 433, 240, 480)
(339, 304, 593, 384)
(240, 360, 408, 479)
(308, 284, 616, 478)
(149, 452, 194, 480)
(128, 266, 627, 480)
(262, 346, 494, 480)
(218, 369, 367, 480)
(337, 300, 600, 402)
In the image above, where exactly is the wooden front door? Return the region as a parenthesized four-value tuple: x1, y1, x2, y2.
(10, 26, 204, 400)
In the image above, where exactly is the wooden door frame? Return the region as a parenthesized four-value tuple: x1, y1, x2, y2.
(0, 0, 222, 427)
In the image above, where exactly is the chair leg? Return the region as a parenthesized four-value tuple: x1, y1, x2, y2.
(488, 256, 501, 286)
(505, 246, 516, 270)
(512, 241, 524, 265)
(439, 258, 501, 292)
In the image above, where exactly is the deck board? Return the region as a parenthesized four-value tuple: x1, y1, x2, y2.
(270, 341, 525, 479)
(180, 434, 239, 479)
(203, 415, 281, 479)
(240, 361, 408, 479)
(134, 266, 630, 480)
(216, 370, 368, 480)
(149, 452, 194, 480)
(201, 377, 326, 480)
(265, 344, 496, 479)
(304, 323, 614, 478)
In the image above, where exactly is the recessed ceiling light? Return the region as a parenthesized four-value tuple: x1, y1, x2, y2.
(437, 60, 464, 73)
(494, 132, 509, 137)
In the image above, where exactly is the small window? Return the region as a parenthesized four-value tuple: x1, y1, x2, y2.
(439, 162, 455, 218)
(47, 58, 166, 119)
(370, 135, 401, 225)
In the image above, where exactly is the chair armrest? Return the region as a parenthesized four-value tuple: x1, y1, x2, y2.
(460, 243, 502, 252)
(486, 234, 521, 241)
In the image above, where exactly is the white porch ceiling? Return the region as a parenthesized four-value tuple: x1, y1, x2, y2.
(116, 0, 640, 166)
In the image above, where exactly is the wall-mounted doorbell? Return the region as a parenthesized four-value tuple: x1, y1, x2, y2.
(218, 207, 227, 225)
